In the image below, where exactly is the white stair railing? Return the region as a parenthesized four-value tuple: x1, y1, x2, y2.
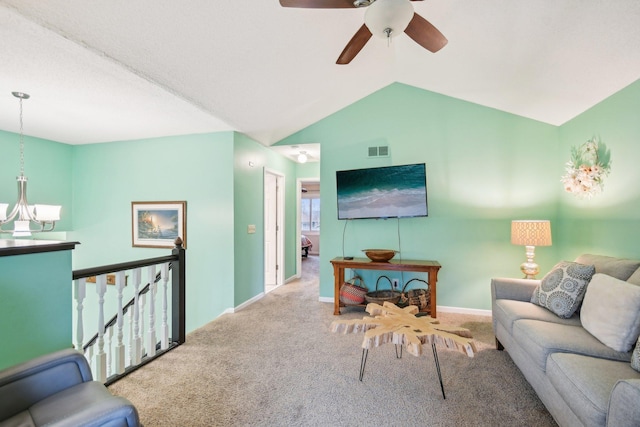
(72, 241, 185, 385)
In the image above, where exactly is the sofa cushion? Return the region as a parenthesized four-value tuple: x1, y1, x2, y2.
(546, 353, 640, 427)
(494, 299, 581, 335)
(0, 410, 36, 427)
(628, 268, 640, 286)
(575, 254, 640, 282)
(632, 337, 640, 372)
(512, 319, 631, 372)
(581, 273, 640, 352)
(531, 261, 595, 318)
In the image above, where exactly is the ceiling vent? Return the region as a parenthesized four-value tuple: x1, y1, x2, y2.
(368, 145, 389, 158)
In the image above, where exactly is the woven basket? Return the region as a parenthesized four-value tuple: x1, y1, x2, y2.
(398, 278, 430, 312)
(339, 275, 368, 305)
(365, 275, 401, 305)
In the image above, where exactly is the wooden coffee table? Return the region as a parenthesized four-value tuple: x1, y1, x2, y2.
(331, 302, 476, 399)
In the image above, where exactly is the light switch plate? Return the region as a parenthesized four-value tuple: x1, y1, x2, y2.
(247, 224, 256, 234)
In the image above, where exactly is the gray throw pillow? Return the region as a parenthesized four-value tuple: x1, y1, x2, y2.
(531, 261, 596, 318)
(581, 273, 640, 352)
(632, 337, 640, 372)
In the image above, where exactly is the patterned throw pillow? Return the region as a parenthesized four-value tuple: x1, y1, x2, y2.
(531, 261, 596, 318)
(632, 337, 640, 372)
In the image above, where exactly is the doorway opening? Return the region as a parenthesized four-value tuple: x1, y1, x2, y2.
(297, 178, 320, 281)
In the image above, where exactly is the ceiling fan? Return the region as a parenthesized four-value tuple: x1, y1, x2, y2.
(279, 0, 448, 64)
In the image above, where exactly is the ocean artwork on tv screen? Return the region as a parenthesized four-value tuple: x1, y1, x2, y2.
(336, 163, 428, 220)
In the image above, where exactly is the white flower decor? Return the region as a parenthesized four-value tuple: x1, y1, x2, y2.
(561, 137, 611, 199)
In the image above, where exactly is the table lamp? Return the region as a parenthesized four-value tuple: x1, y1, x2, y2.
(511, 220, 552, 279)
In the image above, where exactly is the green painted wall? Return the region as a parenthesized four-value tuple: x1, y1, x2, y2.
(70, 133, 236, 332)
(278, 83, 562, 311)
(557, 79, 640, 259)
(296, 161, 320, 179)
(2, 77, 639, 350)
(0, 131, 72, 233)
(233, 133, 298, 306)
(0, 250, 73, 370)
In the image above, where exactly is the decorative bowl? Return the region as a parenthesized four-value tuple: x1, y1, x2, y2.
(362, 249, 397, 263)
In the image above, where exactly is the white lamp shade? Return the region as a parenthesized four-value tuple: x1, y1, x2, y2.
(511, 220, 552, 246)
(0, 203, 7, 221)
(13, 220, 32, 237)
(365, 0, 414, 39)
(34, 204, 62, 221)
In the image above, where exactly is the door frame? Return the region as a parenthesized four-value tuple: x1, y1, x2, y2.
(264, 168, 285, 292)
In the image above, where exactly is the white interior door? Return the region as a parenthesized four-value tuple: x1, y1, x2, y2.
(264, 169, 284, 291)
(264, 172, 277, 288)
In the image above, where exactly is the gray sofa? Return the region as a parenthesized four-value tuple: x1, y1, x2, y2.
(491, 254, 640, 427)
(0, 348, 140, 427)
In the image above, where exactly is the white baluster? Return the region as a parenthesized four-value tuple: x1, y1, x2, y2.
(107, 325, 113, 377)
(95, 275, 107, 382)
(140, 291, 146, 356)
(115, 271, 126, 374)
(86, 346, 94, 367)
(161, 263, 170, 349)
(128, 306, 134, 367)
(146, 265, 157, 357)
(73, 278, 86, 351)
(131, 268, 142, 364)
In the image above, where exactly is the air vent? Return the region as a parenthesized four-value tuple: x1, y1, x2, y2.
(367, 145, 389, 158)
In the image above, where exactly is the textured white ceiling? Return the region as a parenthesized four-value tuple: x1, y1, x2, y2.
(0, 1, 639, 146)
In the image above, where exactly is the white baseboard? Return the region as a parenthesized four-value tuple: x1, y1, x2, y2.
(232, 292, 265, 313)
(318, 298, 491, 317)
(285, 275, 299, 283)
(437, 305, 492, 317)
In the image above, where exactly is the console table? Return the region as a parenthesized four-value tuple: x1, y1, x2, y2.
(330, 257, 441, 316)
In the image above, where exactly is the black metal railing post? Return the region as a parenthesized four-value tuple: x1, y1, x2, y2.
(171, 237, 186, 345)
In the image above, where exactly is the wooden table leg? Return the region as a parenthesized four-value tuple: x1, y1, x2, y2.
(333, 264, 344, 315)
(430, 268, 438, 318)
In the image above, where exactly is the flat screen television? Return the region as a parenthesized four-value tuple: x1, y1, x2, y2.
(336, 163, 428, 220)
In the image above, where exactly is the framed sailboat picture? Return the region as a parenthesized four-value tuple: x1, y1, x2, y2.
(131, 201, 186, 248)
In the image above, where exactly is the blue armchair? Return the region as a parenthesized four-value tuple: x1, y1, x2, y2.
(0, 348, 140, 426)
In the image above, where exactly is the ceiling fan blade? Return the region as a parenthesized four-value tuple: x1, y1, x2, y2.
(279, 0, 355, 8)
(404, 12, 448, 53)
(280, 0, 424, 8)
(336, 24, 372, 64)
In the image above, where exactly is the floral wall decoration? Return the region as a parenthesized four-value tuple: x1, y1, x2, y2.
(561, 137, 612, 199)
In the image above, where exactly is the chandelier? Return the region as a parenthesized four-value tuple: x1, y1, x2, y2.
(0, 92, 61, 237)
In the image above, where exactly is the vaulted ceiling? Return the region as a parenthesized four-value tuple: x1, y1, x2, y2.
(0, 1, 639, 146)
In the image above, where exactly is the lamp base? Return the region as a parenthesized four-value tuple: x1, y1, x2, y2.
(520, 262, 540, 279)
(520, 245, 539, 279)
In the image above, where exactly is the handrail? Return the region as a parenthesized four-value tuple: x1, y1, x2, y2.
(73, 255, 176, 280)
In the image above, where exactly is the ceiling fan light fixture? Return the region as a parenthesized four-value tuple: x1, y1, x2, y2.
(353, 0, 374, 7)
(364, 0, 413, 39)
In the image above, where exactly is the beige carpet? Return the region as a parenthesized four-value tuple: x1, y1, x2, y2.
(109, 255, 556, 426)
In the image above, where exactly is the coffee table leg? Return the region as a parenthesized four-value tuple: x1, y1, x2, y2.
(395, 344, 403, 359)
(431, 342, 446, 399)
(359, 349, 369, 381)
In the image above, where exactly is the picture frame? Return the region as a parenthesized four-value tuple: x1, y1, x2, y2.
(131, 201, 186, 248)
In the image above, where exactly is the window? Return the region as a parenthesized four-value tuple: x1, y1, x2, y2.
(301, 198, 320, 231)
